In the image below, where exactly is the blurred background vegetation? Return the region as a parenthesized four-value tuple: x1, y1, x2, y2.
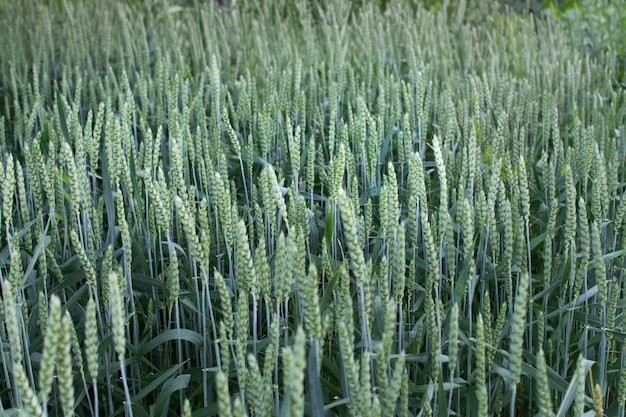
(6, 0, 624, 87)
(160, 0, 626, 80)
(30, 0, 626, 69)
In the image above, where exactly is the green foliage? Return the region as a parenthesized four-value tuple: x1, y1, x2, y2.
(0, 0, 626, 416)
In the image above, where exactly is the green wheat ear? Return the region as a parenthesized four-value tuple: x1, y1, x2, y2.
(84, 296, 99, 385)
(284, 327, 306, 417)
(2, 280, 22, 363)
(509, 272, 529, 390)
(448, 302, 459, 381)
(166, 244, 180, 313)
(299, 262, 322, 341)
(2, 154, 16, 230)
(574, 354, 586, 415)
(107, 271, 126, 361)
(475, 313, 488, 416)
(337, 187, 367, 281)
(39, 295, 62, 405)
(59, 312, 76, 417)
(536, 346, 552, 416)
(183, 399, 192, 417)
(69, 228, 97, 289)
(216, 371, 233, 417)
(591, 220, 607, 313)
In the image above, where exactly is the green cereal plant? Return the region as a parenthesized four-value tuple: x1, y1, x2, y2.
(607, 282, 619, 343)
(8, 234, 23, 290)
(591, 220, 607, 312)
(617, 352, 626, 409)
(183, 399, 192, 417)
(2, 153, 15, 230)
(3, 280, 42, 417)
(283, 327, 306, 417)
(255, 232, 271, 304)
(1, 0, 626, 415)
(59, 312, 76, 417)
(15, 160, 30, 245)
(447, 302, 460, 383)
(475, 314, 488, 417)
(485, 159, 501, 249)
(232, 396, 247, 417)
(535, 346, 552, 417)
(574, 354, 586, 416)
(69, 228, 97, 290)
(216, 370, 233, 417)
(509, 272, 529, 403)
(3, 280, 22, 363)
(594, 382, 604, 417)
(143, 173, 171, 235)
(235, 218, 256, 293)
(234, 294, 250, 398)
(384, 162, 400, 237)
(247, 352, 270, 416)
(379, 298, 397, 416)
(174, 195, 203, 265)
(299, 263, 323, 342)
(337, 187, 370, 344)
(564, 164, 577, 256)
(499, 187, 514, 302)
(213, 171, 234, 247)
(391, 221, 406, 302)
(265, 165, 289, 231)
(166, 244, 180, 313)
(273, 232, 291, 305)
(444, 208, 456, 285)
(337, 284, 360, 414)
(23, 142, 43, 216)
(39, 295, 61, 405)
(61, 141, 83, 216)
(357, 350, 373, 413)
(37, 290, 47, 337)
(12, 361, 43, 417)
(84, 297, 99, 387)
(575, 197, 590, 299)
(106, 270, 133, 415)
(330, 144, 346, 202)
(108, 271, 125, 359)
(218, 321, 231, 374)
(387, 354, 406, 416)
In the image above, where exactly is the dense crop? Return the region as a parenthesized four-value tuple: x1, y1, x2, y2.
(1, 0, 626, 416)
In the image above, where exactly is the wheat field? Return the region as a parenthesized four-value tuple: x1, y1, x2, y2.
(1, 0, 626, 416)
